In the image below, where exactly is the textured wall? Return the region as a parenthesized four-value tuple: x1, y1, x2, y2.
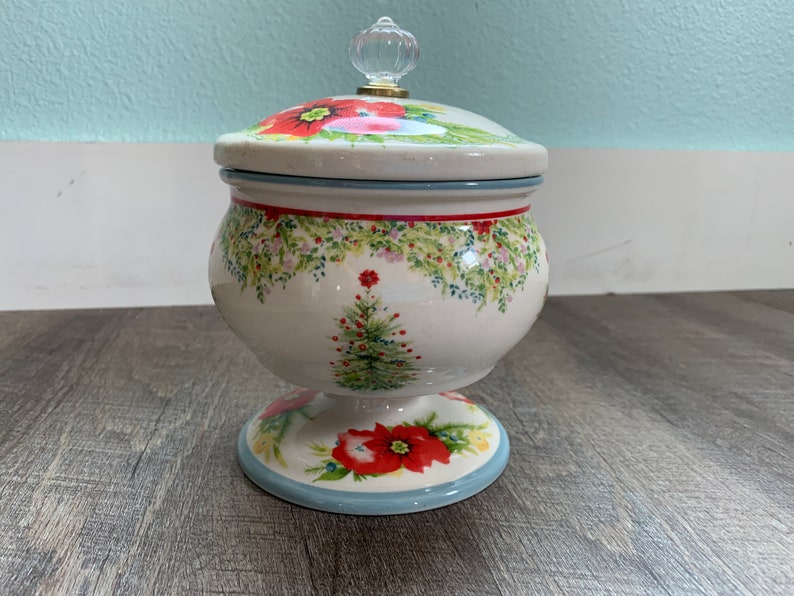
(2, 0, 792, 149)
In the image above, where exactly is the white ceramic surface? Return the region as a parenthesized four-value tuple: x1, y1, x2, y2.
(209, 16, 550, 514)
(214, 96, 548, 180)
(209, 174, 549, 398)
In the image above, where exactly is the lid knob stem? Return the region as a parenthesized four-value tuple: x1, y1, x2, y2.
(349, 16, 418, 99)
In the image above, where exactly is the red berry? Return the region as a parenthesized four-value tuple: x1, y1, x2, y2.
(340, 318, 346, 324)
(401, 343, 407, 348)
(396, 363, 404, 367)
(332, 336, 339, 341)
(359, 344, 367, 350)
(355, 294, 361, 300)
(255, 264, 261, 270)
(378, 352, 385, 357)
(416, 356, 422, 360)
(315, 237, 322, 244)
(399, 330, 406, 335)
(356, 332, 364, 338)
(393, 313, 400, 318)
(370, 225, 377, 232)
(407, 349, 413, 353)
(343, 361, 350, 367)
(436, 257, 443, 263)
(408, 243, 415, 249)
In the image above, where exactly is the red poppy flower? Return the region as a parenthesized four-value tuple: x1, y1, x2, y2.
(332, 423, 451, 475)
(358, 269, 380, 289)
(472, 220, 496, 236)
(259, 388, 318, 419)
(256, 98, 406, 138)
(257, 98, 363, 137)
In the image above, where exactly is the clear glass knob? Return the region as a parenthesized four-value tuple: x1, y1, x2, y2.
(350, 16, 418, 98)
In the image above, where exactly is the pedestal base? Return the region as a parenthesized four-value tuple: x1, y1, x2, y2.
(237, 389, 509, 515)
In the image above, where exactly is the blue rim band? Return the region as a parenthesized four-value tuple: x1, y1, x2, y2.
(236, 409, 510, 515)
(221, 168, 543, 191)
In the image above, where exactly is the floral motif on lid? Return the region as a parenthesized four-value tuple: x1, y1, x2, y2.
(213, 16, 548, 180)
(246, 97, 525, 146)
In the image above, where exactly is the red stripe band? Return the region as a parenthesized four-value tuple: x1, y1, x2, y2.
(231, 196, 530, 222)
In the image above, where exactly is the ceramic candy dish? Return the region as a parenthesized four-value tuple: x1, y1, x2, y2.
(209, 17, 549, 514)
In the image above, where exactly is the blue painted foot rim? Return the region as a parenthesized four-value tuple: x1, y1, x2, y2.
(236, 390, 510, 515)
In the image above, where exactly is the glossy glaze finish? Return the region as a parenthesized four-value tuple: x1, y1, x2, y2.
(237, 390, 510, 514)
(209, 172, 548, 398)
(214, 96, 548, 180)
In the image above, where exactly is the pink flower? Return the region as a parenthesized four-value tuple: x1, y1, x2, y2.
(440, 391, 475, 404)
(266, 237, 283, 252)
(327, 116, 401, 134)
(259, 389, 318, 419)
(377, 247, 404, 263)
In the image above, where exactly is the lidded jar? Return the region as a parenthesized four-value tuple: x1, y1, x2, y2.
(209, 17, 549, 514)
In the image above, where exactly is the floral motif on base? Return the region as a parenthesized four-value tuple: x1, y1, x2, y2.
(251, 388, 318, 468)
(217, 205, 542, 313)
(305, 411, 492, 482)
(246, 98, 526, 147)
(330, 270, 422, 391)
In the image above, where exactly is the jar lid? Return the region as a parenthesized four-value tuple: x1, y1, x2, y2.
(214, 17, 547, 181)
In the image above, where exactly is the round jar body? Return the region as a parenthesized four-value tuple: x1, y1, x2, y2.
(209, 171, 549, 398)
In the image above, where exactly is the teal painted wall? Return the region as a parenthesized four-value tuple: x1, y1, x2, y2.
(2, 0, 792, 150)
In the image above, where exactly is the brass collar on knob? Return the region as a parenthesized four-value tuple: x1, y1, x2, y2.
(356, 85, 409, 98)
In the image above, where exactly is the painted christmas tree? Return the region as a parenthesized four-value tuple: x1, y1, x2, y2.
(330, 269, 421, 391)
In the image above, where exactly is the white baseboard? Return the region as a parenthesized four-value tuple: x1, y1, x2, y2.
(1, 142, 792, 311)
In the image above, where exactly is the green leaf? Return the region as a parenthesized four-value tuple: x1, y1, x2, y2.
(314, 466, 351, 482)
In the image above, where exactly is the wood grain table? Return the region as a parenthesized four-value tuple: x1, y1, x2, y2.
(1, 291, 792, 595)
